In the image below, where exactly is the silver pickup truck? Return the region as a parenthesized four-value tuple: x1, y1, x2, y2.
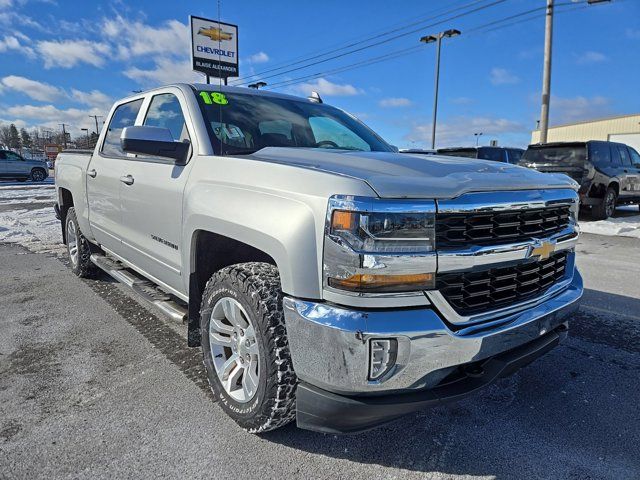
(55, 83, 583, 434)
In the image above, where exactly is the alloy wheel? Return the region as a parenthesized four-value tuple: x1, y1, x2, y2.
(66, 219, 79, 267)
(209, 296, 260, 403)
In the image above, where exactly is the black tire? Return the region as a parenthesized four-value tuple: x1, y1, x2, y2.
(65, 207, 98, 278)
(30, 168, 46, 182)
(592, 187, 617, 220)
(200, 263, 297, 433)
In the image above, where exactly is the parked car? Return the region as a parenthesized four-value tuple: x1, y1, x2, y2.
(55, 84, 582, 434)
(399, 148, 437, 155)
(519, 141, 640, 219)
(437, 146, 524, 164)
(0, 149, 49, 182)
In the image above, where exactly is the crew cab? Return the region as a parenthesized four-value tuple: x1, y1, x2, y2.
(520, 141, 640, 219)
(55, 84, 583, 434)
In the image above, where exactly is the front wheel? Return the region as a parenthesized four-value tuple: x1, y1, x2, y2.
(30, 168, 46, 182)
(200, 263, 297, 433)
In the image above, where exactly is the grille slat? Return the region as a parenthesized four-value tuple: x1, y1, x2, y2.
(437, 252, 569, 316)
(436, 205, 571, 249)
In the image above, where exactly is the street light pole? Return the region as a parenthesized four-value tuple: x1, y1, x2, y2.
(420, 29, 461, 150)
(538, 0, 554, 144)
(474, 132, 483, 146)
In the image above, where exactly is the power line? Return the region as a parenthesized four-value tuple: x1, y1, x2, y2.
(233, 0, 509, 87)
(264, 1, 595, 93)
(232, 0, 484, 85)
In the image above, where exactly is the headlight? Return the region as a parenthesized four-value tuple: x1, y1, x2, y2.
(324, 196, 436, 294)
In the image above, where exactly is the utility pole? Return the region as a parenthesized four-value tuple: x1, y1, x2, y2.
(59, 123, 69, 149)
(420, 29, 461, 150)
(538, 0, 554, 144)
(88, 115, 103, 135)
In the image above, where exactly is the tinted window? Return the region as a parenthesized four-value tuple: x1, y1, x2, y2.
(197, 91, 392, 155)
(507, 149, 523, 164)
(522, 145, 586, 166)
(5, 151, 22, 161)
(0, 151, 6, 160)
(610, 145, 622, 166)
(629, 147, 640, 166)
(102, 99, 144, 156)
(589, 142, 611, 165)
(437, 149, 477, 158)
(478, 147, 504, 162)
(617, 145, 632, 166)
(144, 94, 189, 142)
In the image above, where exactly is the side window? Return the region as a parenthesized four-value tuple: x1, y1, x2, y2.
(144, 93, 190, 142)
(0, 151, 6, 160)
(589, 142, 611, 166)
(102, 99, 144, 156)
(5, 151, 22, 161)
(309, 117, 370, 151)
(628, 147, 640, 166)
(478, 147, 503, 162)
(617, 145, 632, 167)
(610, 144, 622, 166)
(507, 149, 523, 164)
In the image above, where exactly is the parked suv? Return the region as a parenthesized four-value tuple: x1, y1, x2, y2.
(0, 149, 49, 182)
(519, 141, 640, 219)
(437, 146, 524, 164)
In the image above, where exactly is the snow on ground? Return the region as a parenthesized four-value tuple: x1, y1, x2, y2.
(579, 206, 640, 239)
(0, 183, 65, 254)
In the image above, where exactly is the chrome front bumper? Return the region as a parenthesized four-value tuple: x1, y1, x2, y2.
(284, 266, 582, 395)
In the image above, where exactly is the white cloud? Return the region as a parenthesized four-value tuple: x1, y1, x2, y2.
(489, 67, 520, 86)
(0, 35, 34, 57)
(102, 15, 189, 60)
(550, 95, 611, 124)
(37, 39, 110, 69)
(575, 51, 607, 65)
(379, 97, 412, 108)
(248, 51, 269, 63)
(5, 104, 107, 135)
(69, 89, 112, 110)
(124, 57, 202, 87)
(293, 78, 362, 97)
(0, 75, 64, 101)
(406, 116, 525, 147)
(451, 96, 473, 105)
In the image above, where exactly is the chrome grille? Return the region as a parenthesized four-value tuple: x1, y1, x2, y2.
(436, 205, 571, 250)
(436, 252, 568, 316)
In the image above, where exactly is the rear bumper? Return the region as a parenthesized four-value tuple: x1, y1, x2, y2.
(284, 267, 582, 433)
(296, 325, 567, 434)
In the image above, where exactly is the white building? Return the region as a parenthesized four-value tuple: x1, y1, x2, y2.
(531, 113, 640, 151)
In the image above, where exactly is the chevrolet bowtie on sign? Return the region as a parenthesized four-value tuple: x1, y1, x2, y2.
(190, 15, 239, 79)
(529, 240, 556, 261)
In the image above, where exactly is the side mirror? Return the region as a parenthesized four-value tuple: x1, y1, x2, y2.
(121, 126, 189, 165)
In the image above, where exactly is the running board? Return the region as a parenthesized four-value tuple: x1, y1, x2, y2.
(90, 253, 187, 323)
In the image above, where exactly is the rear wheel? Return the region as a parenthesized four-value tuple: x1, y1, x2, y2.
(200, 263, 297, 433)
(65, 207, 98, 278)
(592, 187, 617, 220)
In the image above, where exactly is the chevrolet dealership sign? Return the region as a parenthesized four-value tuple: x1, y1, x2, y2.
(190, 15, 239, 79)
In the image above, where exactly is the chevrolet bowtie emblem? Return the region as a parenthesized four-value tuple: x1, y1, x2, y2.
(530, 241, 555, 261)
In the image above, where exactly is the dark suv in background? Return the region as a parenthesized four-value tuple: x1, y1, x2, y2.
(519, 141, 640, 219)
(437, 146, 524, 164)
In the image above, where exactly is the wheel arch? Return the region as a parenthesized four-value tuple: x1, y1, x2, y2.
(58, 187, 74, 244)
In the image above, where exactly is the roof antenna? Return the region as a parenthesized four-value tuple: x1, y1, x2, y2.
(308, 91, 323, 104)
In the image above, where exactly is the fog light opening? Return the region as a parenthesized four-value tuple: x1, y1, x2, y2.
(369, 339, 398, 381)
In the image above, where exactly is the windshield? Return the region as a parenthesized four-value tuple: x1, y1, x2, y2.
(196, 90, 393, 155)
(522, 145, 586, 166)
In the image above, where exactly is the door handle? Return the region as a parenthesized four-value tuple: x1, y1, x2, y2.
(87, 169, 97, 178)
(120, 175, 134, 185)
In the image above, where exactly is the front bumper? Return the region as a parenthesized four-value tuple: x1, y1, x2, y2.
(284, 268, 582, 433)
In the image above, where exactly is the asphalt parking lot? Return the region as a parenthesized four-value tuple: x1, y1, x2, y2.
(1, 184, 639, 479)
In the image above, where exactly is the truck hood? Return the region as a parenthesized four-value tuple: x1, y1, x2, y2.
(246, 148, 578, 199)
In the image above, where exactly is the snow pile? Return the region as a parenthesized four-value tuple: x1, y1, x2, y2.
(579, 207, 640, 239)
(0, 184, 65, 254)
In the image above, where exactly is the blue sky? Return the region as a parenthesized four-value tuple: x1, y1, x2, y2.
(1, 0, 639, 148)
